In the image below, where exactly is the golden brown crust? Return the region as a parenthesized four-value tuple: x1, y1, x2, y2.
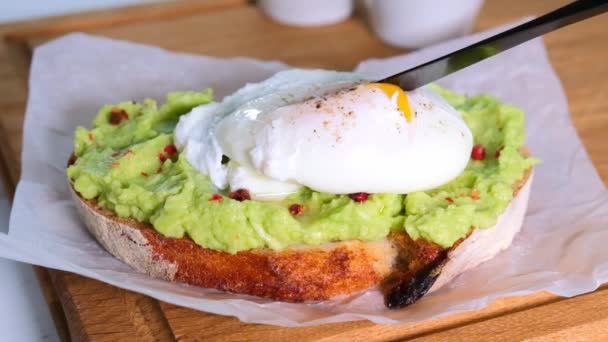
(78, 195, 390, 302)
(141, 226, 385, 301)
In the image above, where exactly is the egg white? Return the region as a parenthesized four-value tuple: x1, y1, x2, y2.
(175, 69, 472, 200)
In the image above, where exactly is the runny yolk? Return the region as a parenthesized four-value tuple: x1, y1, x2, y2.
(368, 83, 413, 121)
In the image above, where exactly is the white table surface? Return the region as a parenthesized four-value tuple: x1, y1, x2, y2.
(0, 187, 59, 342)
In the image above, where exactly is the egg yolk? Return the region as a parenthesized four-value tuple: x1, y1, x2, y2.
(368, 83, 412, 121)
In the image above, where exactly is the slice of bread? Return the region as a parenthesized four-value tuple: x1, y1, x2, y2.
(69, 167, 532, 308)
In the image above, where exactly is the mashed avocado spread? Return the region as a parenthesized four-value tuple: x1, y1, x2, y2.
(68, 86, 538, 253)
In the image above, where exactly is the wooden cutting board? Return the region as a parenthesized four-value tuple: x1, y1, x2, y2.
(0, 0, 607, 340)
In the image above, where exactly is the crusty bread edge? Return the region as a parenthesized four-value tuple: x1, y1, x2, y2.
(69, 185, 397, 302)
(70, 188, 179, 281)
(429, 170, 533, 292)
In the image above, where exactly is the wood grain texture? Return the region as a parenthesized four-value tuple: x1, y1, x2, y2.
(49, 271, 175, 342)
(0, 0, 606, 341)
(1, 0, 249, 43)
(410, 289, 608, 342)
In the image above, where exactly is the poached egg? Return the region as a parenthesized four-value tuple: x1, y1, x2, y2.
(175, 69, 472, 200)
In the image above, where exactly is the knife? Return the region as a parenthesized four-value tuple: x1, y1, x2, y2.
(380, 0, 608, 90)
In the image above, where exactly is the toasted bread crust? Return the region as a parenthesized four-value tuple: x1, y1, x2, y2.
(72, 189, 398, 301)
(69, 158, 532, 304)
(140, 226, 389, 301)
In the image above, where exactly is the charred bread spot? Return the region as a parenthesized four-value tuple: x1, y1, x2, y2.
(384, 252, 447, 309)
(382, 232, 447, 308)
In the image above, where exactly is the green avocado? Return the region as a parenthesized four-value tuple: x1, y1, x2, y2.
(67, 86, 538, 253)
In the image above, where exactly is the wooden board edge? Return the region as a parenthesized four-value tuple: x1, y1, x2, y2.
(34, 268, 73, 342)
(49, 271, 99, 341)
(0, 122, 17, 197)
(1, 0, 251, 44)
(49, 271, 177, 342)
(3, 39, 31, 84)
(410, 285, 608, 341)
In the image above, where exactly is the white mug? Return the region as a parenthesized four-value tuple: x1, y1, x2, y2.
(258, 0, 353, 27)
(365, 0, 484, 49)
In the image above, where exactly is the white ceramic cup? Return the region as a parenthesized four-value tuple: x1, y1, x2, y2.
(258, 0, 353, 27)
(365, 0, 484, 49)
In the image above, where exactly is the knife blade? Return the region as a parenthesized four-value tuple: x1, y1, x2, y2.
(380, 0, 608, 90)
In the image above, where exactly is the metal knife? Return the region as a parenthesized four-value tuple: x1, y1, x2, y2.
(380, 0, 608, 90)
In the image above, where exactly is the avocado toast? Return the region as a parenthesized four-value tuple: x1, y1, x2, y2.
(67, 81, 537, 308)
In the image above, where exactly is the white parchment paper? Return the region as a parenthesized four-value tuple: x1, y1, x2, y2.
(1, 23, 607, 326)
